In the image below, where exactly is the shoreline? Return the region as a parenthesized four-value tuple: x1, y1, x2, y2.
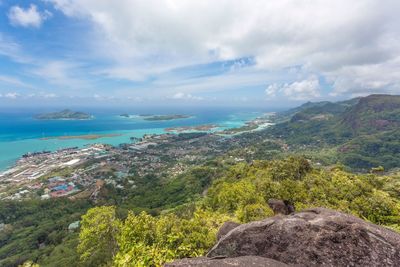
(40, 133, 122, 140)
(165, 124, 219, 133)
(0, 111, 270, 172)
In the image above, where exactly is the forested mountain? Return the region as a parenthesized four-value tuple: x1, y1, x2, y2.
(268, 94, 400, 170)
(341, 94, 400, 134)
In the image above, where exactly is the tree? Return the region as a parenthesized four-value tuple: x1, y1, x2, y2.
(78, 206, 120, 266)
(235, 203, 272, 223)
(19, 261, 39, 267)
(113, 210, 230, 266)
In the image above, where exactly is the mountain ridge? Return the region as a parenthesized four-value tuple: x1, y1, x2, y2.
(268, 94, 400, 169)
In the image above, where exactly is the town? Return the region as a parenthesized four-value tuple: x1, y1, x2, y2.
(0, 115, 277, 202)
(0, 134, 237, 201)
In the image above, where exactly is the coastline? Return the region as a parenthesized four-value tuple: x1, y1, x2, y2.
(40, 133, 122, 140)
(165, 124, 219, 133)
(0, 111, 270, 172)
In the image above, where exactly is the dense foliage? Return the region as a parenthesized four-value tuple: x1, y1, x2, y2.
(78, 206, 120, 266)
(76, 157, 400, 266)
(266, 95, 400, 170)
(113, 210, 229, 266)
(0, 199, 91, 267)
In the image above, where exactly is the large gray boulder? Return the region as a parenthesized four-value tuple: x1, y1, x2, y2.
(164, 256, 288, 267)
(267, 199, 295, 215)
(207, 208, 400, 266)
(216, 221, 241, 241)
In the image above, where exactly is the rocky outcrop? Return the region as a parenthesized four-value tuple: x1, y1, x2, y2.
(207, 208, 400, 266)
(267, 199, 295, 215)
(165, 256, 288, 267)
(216, 221, 241, 241)
(166, 207, 400, 266)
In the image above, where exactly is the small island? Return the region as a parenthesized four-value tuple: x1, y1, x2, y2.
(141, 114, 191, 121)
(119, 114, 130, 118)
(34, 109, 93, 120)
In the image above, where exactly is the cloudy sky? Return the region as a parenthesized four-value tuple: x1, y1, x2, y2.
(0, 0, 399, 107)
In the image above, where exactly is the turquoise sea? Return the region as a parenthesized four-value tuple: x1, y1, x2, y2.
(0, 107, 273, 171)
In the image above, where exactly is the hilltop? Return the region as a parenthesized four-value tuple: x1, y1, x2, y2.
(267, 94, 400, 170)
(170, 208, 400, 266)
(275, 94, 400, 135)
(341, 94, 400, 134)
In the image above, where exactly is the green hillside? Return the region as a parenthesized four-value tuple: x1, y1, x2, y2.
(340, 94, 400, 134)
(78, 157, 400, 266)
(268, 94, 400, 170)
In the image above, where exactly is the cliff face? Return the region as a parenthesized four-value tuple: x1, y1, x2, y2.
(167, 208, 400, 267)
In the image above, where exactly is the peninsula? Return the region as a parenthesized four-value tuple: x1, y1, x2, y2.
(35, 109, 92, 120)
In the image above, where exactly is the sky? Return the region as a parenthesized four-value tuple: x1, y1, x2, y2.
(0, 0, 399, 108)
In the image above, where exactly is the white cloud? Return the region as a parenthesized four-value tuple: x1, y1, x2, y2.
(282, 78, 321, 100)
(30, 61, 86, 87)
(4, 92, 20, 99)
(265, 84, 280, 98)
(127, 96, 144, 102)
(42, 93, 57, 98)
(170, 92, 185, 99)
(0, 75, 33, 88)
(169, 92, 203, 101)
(151, 68, 289, 98)
(93, 94, 101, 99)
(0, 33, 33, 63)
(8, 4, 52, 28)
(45, 0, 400, 96)
(266, 77, 321, 100)
(328, 56, 400, 96)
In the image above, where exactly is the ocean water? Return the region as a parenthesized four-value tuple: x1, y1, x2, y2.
(0, 107, 270, 171)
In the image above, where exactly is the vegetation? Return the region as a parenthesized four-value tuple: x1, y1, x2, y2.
(34, 109, 92, 120)
(78, 206, 120, 266)
(3, 94, 400, 266)
(0, 199, 91, 267)
(76, 157, 400, 266)
(266, 94, 400, 170)
(113, 210, 229, 266)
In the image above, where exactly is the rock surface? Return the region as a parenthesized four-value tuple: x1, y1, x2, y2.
(207, 208, 400, 266)
(216, 221, 241, 241)
(164, 256, 288, 267)
(267, 199, 294, 215)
